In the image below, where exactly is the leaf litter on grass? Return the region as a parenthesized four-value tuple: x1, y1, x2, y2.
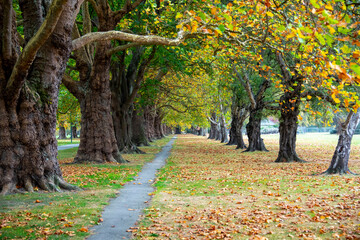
(0, 136, 173, 240)
(134, 134, 360, 240)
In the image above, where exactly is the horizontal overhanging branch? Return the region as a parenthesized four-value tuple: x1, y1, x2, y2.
(72, 30, 191, 51)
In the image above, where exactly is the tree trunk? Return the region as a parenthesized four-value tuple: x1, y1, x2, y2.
(144, 105, 156, 140)
(74, 43, 125, 163)
(245, 103, 267, 152)
(58, 124, 67, 139)
(154, 110, 164, 139)
(132, 108, 150, 146)
(208, 112, 218, 140)
(220, 115, 228, 143)
(215, 122, 222, 141)
(275, 98, 303, 162)
(236, 107, 247, 149)
(275, 52, 304, 163)
(175, 126, 181, 134)
(323, 112, 360, 174)
(227, 120, 238, 145)
(72, 124, 78, 138)
(0, 0, 81, 195)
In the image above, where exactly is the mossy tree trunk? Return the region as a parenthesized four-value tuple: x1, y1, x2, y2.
(0, 0, 81, 195)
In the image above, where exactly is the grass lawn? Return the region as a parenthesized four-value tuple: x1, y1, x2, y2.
(0, 136, 173, 240)
(134, 133, 360, 239)
(57, 139, 81, 146)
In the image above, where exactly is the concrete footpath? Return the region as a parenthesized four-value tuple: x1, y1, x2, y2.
(87, 137, 176, 240)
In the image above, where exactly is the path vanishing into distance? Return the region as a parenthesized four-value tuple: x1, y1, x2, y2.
(86, 137, 176, 240)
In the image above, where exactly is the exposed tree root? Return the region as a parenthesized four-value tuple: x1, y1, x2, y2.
(320, 168, 357, 175)
(0, 174, 80, 196)
(275, 154, 306, 163)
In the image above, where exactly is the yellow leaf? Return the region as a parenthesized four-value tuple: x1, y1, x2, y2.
(328, 25, 336, 34)
(211, 7, 217, 15)
(176, 13, 183, 19)
(266, 11, 274, 17)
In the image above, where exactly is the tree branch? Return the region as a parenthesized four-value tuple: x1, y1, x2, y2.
(62, 74, 84, 100)
(123, 47, 157, 110)
(2, 0, 12, 60)
(112, 0, 145, 22)
(106, 42, 142, 56)
(255, 79, 270, 102)
(86, 0, 100, 14)
(233, 65, 256, 109)
(275, 51, 291, 81)
(207, 116, 218, 125)
(5, 0, 68, 101)
(72, 30, 207, 51)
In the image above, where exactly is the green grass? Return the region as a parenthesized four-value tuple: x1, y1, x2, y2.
(0, 136, 173, 240)
(57, 139, 80, 146)
(57, 147, 78, 159)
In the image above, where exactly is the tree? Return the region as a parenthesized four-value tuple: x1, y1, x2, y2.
(323, 111, 360, 174)
(110, 46, 156, 153)
(274, 52, 305, 162)
(62, 0, 211, 163)
(0, 0, 82, 195)
(233, 65, 270, 152)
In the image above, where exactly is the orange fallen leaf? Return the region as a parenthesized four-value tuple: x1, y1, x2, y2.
(78, 227, 88, 232)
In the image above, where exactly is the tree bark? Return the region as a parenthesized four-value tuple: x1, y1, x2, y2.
(74, 43, 125, 163)
(245, 101, 268, 152)
(72, 124, 78, 138)
(236, 107, 248, 149)
(58, 123, 67, 139)
(110, 46, 155, 153)
(208, 112, 218, 140)
(275, 52, 304, 163)
(0, 0, 81, 195)
(131, 108, 150, 146)
(154, 110, 165, 139)
(220, 115, 228, 143)
(323, 112, 360, 174)
(144, 105, 156, 140)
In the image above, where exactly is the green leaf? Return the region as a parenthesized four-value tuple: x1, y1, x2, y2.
(350, 64, 360, 76)
(324, 34, 334, 47)
(198, 12, 206, 21)
(310, 0, 320, 8)
(315, 32, 326, 45)
(223, 14, 232, 22)
(218, 25, 226, 33)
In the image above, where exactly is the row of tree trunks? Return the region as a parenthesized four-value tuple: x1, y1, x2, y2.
(0, 0, 82, 195)
(110, 47, 154, 154)
(143, 105, 166, 141)
(58, 123, 78, 139)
